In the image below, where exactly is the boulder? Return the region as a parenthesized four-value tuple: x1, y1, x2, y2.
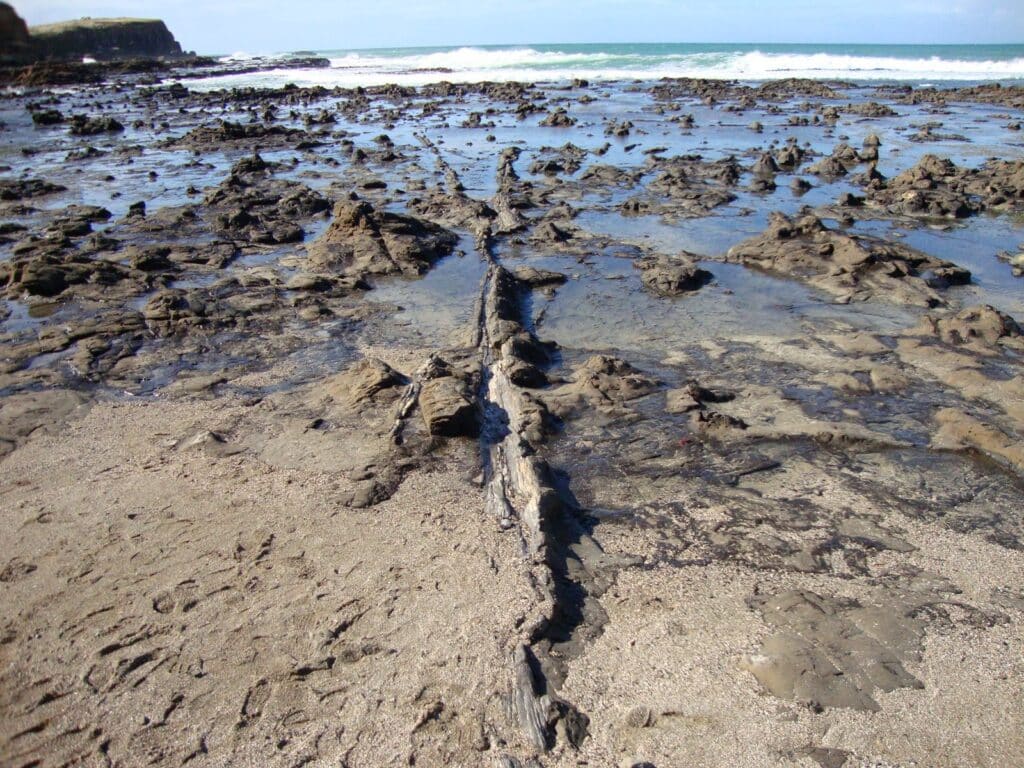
(419, 377, 479, 437)
(637, 257, 712, 296)
(325, 358, 406, 407)
(69, 115, 124, 135)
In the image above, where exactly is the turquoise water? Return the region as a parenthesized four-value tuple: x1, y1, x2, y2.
(317, 42, 1024, 67)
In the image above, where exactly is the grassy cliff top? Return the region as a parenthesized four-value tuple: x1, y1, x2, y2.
(30, 18, 167, 36)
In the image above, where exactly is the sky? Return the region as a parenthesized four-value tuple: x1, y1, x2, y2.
(14, 0, 1024, 54)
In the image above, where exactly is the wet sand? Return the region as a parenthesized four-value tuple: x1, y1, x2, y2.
(2, 66, 1024, 767)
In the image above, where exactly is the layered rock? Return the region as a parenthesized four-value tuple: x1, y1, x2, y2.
(308, 199, 458, 279)
(725, 211, 970, 306)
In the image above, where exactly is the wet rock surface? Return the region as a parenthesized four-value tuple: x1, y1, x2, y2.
(309, 199, 458, 278)
(725, 211, 971, 306)
(636, 255, 713, 296)
(1, 62, 1023, 768)
(864, 154, 1024, 218)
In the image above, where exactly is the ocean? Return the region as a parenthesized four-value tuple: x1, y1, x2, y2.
(194, 42, 1024, 90)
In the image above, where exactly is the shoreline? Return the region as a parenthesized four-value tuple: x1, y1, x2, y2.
(2, 58, 1024, 767)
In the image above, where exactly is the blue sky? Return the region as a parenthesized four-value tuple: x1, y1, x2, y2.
(15, 0, 1024, 54)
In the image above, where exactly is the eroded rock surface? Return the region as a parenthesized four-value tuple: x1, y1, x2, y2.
(308, 199, 458, 278)
(1, 59, 1023, 768)
(726, 211, 970, 305)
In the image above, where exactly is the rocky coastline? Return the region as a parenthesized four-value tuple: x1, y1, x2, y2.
(1, 41, 1024, 768)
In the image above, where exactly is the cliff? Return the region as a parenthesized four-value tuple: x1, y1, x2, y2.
(29, 16, 184, 60)
(0, 2, 32, 63)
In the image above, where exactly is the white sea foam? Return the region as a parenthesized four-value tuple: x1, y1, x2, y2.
(725, 51, 1024, 80)
(185, 46, 1024, 91)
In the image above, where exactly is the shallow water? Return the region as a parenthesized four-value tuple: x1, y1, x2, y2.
(4, 60, 1024, 768)
(516, 250, 916, 355)
(851, 215, 1024, 316)
(2, 73, 1021, 390)
(365, 236, 487, 349)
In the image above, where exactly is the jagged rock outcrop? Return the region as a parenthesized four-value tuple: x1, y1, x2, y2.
(308, 199, 458, 279)
(866, 154, 1024, 218)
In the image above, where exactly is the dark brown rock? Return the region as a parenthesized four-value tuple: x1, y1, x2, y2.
(0, 178, 66, 201)
(540, 108, 576, 127)
(308, 200, 457, 279)
(69, 115, 124, 135)
(726, 211, 970, 306)
(636, 257, 712, 296)
(419, 377, 479, 437)
(0, 2, 30, 63)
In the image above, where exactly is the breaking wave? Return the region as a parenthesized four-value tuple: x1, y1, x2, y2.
(192, 44, 1024, 90)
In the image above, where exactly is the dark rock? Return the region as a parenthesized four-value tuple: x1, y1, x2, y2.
(0, 178, 66, 201)
(605, 119, 633, 137)
(142, 289, 210, 334)
(637, 257, 712, 296)
(30, 108, 64, 125)
(166, 120, 307, 149)
(844, 101, 897, 117)
(866, 154, 1024, 218)
(65, 146, 105, 162)
(419, 377, 479, 437)
(0, 2, 31, 64)
(540, 108, 576, 128)
(203, 161, 330, 246)
(69, 115, 124, 135)
(29, 16, 184, 61)
(126, 246, 174, 271)
(773, 141, 805, 170)
(308, 199, 457, 279)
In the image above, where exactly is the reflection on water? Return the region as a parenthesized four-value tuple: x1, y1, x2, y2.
(517, 250, 917, 354)
(365, 236, 487, 348)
